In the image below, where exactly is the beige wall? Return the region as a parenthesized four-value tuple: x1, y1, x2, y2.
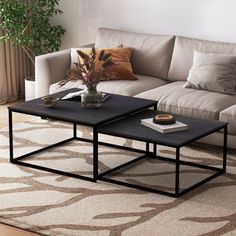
(54, 0, 236, 49)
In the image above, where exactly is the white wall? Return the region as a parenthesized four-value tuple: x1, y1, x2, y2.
(54, 0, 236, 49)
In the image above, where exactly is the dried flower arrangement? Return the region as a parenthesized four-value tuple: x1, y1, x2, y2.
(59, 48, 115, 90)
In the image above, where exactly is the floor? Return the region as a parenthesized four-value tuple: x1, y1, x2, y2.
(0, 99, 40, 236)
(0, 224, 39, 236)
(0, 99, 33, 128)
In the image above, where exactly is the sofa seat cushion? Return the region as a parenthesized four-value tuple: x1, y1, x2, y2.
(219, 105, 236, 135)
(49, 74, 168, 97)
(135, 81, 236, 120)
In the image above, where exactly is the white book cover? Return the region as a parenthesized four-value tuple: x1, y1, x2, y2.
(141, 118, 188, 133)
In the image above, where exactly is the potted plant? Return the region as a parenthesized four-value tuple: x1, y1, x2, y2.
(0, 0, 65, 100)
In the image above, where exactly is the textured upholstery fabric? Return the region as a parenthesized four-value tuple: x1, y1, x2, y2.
(168, 36, 236, 81)
(71, 48, 90, 68)
(135, 81, 236, 120)
(198, 132, 236, 149)
(184, 51, 236, 95)
(35, 49, 71, 98)
(220, 105, 236, 135)
(35, 43, 95, 98)
(95, 28, 175, 79)
(50, 74, 168, 97)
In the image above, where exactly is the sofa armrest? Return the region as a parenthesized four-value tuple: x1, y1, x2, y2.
(81, 43, 95, 48)
(35, 43, 95, 98)
(35, 49, 71, 98)
(219, 104, 236, 135)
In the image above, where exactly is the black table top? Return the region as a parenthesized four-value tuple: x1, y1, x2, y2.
(97, 109, 228, 148)
(8, 89, 157, 126)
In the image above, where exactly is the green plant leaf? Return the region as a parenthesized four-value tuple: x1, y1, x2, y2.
(0, 0, 65, 66)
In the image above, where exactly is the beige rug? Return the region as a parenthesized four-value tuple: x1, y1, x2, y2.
(0, 118, 236, 236)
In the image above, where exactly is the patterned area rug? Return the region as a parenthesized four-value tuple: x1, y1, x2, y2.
(0, 118, 236, 236)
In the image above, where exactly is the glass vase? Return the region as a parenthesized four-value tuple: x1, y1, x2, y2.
(81, 88, 103, 108)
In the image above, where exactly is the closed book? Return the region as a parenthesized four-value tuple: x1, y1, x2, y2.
(141, 118, 188, 133)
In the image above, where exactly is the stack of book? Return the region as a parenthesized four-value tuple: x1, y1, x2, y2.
(141, 117, 188, 133)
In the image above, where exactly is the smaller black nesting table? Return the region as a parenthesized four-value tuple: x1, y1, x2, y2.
(97, 109, 228, 197)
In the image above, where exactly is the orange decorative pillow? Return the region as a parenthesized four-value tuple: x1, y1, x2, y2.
(74, 47, 137, 81)
(103, 65, 138, 81)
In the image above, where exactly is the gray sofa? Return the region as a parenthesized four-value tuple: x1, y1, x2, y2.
(35, 28, 236, 149)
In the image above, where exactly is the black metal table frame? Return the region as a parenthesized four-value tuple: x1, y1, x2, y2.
(8, 110, 99, 182)
(8, 105, 227, 197)
(97, 125, 228, 198)
(8, 103, 157, 183)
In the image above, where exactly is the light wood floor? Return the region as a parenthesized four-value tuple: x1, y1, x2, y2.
(0, 223, 40, 236)
(0, 99, 40, 236)
(0, 99, 34, 128)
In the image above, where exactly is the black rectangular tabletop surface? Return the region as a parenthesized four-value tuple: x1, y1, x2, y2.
(97, 109, 228, 147)
(8, 89, 157, 126)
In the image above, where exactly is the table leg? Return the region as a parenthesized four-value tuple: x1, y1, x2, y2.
(223, 125, 228, 172)
(154, 103, 157, 111)
(93, 127, 98, 181)
(175, 147, 180, 196)
(73, 123, 77, 138)
(146, 142, 150, 153)
(8, 109, 14, 163)
(153, 143, 157, 156)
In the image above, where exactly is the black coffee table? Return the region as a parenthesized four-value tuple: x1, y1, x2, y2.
(97, 109, 228, 197)
(8, 88, 157, 182)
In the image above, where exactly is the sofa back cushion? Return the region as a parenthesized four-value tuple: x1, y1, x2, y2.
(168, 36, 236, 81)
(95, 28, 175, 80)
